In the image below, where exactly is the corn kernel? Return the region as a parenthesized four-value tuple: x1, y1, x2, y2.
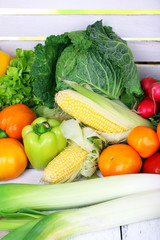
(43, 143, 88, 183)
(55, 91, 127, 133)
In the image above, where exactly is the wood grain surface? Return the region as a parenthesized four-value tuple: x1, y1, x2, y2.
(0, 0, 160, 239)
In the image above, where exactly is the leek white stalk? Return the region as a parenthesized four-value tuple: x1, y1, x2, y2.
(1, 174, 160, 213)
(23, 190, 160, 240)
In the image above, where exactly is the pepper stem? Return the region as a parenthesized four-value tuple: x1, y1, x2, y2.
(0, 129, 9, 138)
(33, 122, 52, 135)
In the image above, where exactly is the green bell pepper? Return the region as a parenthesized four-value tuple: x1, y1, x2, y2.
(22, 117, 67, 170)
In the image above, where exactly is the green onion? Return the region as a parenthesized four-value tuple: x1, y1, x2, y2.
(0, 174, 160, 213)
(23, 190, 160, 240)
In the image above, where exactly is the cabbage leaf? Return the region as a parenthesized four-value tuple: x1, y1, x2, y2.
(56, 20, 142, 100)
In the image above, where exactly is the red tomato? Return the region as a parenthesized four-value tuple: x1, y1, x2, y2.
(142, 152, 160, 174)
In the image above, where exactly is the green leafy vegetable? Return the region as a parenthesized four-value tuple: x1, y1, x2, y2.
(0, 21, 143, 111)
(0, 33, 70, 110)
(0, 49, 42, 110)
(30, 33, 70, 108)
(120, 92, 145, 109)
(55, 20, 143, 101)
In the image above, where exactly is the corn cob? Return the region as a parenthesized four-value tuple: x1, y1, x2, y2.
(43, 143, 88, 183)
(55, 90, 127, 133)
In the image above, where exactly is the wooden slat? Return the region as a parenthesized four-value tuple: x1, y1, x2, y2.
(0, 169, 44, 184)
(0, 13, 159, 62)
(121, 219, 160, 240)
(0, 0, 159, 10)
(137, 64, 160, 79)
(0, 40, 160, 62)
(0, 9, 160, 15)
(0, 1, 160, 239)
(0, 15, 159, 38)
(68, 228, 121, 240)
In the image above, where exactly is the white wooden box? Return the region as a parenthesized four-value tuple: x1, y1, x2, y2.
(0, 0, 160, 239)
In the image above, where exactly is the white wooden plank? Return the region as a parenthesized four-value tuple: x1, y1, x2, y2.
(0, 169, 43, 184)
(121, 219, 160, 240)
(0, 0, 159, 10)
(128, 41, 160, 62)
(0, 15, 159, 38)
(0, 13, 160, 62)
(0, 1, 159, 239)
(0, 40, 160, 62)
(137, 64, 160, 79)
(68, 228, 121, 240)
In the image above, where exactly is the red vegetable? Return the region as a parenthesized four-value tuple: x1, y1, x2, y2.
(140, 77, 156, 95)
(142, 152, 160, 174)
(149, 82, 160, 102)
(136, 98, 159, 118)
(142, 96, 150, 100)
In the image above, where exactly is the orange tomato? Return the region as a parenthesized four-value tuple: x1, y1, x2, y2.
(0, 138, 28, 181)
(0, 104, 37, 141)
(157, 122, 160, 143)
(127, 126, 159, 158)
(98, 144, 142, 177)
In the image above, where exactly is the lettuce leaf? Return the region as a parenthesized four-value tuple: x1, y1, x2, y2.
(0, 49, 42, 110)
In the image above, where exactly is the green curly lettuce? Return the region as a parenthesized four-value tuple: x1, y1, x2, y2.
(0, 49, 42, 110)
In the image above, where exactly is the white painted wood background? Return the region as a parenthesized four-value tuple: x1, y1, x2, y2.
(0, 0, 160, 239)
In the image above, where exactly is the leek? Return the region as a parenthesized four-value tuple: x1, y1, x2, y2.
(0, 210, 48, 231)
(23, 190, 160, 240)
(0, 213, 36, 231)
(1, 174, 160, 213)
(1, 218, 42, 240)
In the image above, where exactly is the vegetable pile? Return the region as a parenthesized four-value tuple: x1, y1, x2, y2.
(0, 20, 160, 239)
(0, 21, 144, 111)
